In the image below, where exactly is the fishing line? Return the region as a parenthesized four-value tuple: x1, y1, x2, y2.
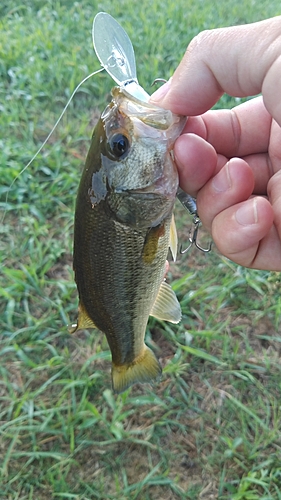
(2, 67, 104, 222)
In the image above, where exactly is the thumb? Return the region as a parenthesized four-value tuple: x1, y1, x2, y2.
(151, 17, 281, 126)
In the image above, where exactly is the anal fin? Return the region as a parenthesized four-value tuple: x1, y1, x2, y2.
(150, 281, 181, 324)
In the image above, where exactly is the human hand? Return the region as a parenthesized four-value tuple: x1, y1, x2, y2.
(151, 17, 281, 270)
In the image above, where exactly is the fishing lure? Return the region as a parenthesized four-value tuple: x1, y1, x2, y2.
(93, 12, 150, 102)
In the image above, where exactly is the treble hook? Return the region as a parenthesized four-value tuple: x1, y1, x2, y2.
(177, 188, 212, 254)
(180, 215, 212, 254)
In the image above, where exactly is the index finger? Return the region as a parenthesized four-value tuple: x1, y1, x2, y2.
(151, 17, 281, 126)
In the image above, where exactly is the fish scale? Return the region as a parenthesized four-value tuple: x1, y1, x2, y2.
(74, 194, 170, 364)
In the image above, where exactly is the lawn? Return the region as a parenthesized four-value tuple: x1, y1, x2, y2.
(1, 0, 281, 498)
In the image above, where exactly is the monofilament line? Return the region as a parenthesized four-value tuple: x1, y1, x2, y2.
(2, 67, 104, 222)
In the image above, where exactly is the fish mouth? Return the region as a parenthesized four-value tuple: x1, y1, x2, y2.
(122, 188, 174, 227)
(126, 189, 176, 202)
(127, 190, 159, 198)
(126, 173, 178, 199)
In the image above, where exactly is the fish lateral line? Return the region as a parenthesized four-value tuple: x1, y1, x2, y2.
(2, 67, 104, 223)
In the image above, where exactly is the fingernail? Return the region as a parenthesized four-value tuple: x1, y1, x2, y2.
(235, 199, 258, 226)
(212, 163, 231, 192)
(150, 78, 171, 102)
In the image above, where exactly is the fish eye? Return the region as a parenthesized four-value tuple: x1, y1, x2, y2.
(109, 133, 130, 159)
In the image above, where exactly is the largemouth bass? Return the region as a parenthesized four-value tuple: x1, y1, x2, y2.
(71, 86, 186, 393)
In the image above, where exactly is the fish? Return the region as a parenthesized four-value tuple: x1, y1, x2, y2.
(70, 86, 186, 393)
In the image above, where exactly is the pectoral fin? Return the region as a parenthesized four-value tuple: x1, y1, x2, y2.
(142, 223, 165, 264)
(169, 213, 178, 262)
(68, 302, 97, 333)
(150, 281, 181, 324)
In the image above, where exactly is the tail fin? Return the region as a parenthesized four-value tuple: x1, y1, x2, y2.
(112, 345, 162, 394)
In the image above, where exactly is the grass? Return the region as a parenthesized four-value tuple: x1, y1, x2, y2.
(1, 0, 281, 498)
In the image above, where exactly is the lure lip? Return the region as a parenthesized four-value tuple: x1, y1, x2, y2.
(92, 12, 150, 102)
(92, 12, 137, 83)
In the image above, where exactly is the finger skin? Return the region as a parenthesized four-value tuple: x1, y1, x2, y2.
(196, 158, 277, 269)
(174, 115, 275, 197)
(195, 159, 277, 270)
(151, 17, 281, 126)
(182, 97, 271, 158)
(174, 133, 218, 196)
(196, 158, 255, 232)
(179, 155, 277, 270)
(268, 170, 281, 245)
(149, 17, 281, 270)
(179, 97, 281, 195)
(212, 198, 277, 270)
